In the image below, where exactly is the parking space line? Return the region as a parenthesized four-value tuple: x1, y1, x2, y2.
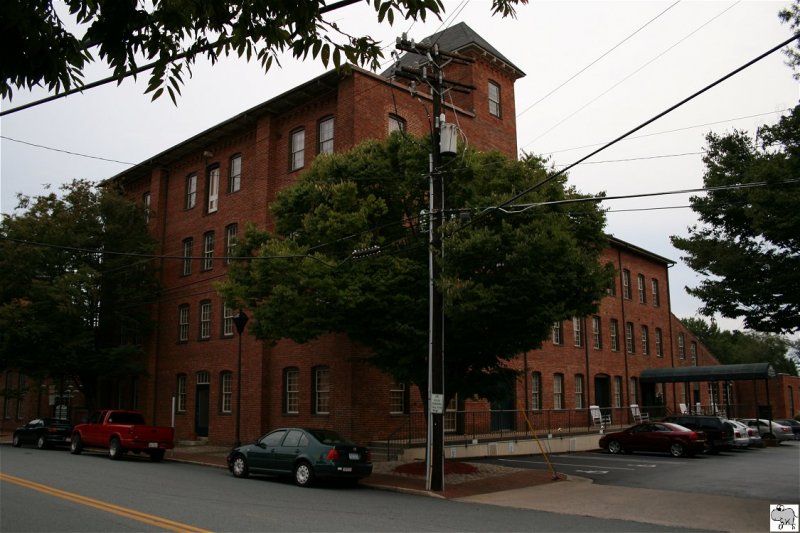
(498, 457, 637, 471)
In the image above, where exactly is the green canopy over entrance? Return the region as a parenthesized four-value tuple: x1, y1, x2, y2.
(639, 362, 776, 384)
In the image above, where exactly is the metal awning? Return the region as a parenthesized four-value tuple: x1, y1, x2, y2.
(639, 362, 776, 383)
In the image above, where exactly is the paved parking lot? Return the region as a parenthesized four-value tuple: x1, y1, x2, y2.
(475, 440, 800, 502)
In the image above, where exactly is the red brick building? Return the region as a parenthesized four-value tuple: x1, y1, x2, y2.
(3, 24, 798, 441)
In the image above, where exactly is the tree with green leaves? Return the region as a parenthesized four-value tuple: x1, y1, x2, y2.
(0, 180, 159, 411)
(0, 0, 525, 102)
(219, 134, 614, 405)
(670, 105, 800, 334)
(681, 317, 798, 376)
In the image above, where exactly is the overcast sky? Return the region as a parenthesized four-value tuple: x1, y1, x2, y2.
(1, 0, 798, 333)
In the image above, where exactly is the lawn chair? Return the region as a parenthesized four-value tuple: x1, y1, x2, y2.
(630, 404, 649, 423)
(679, 403, 689, 415)
(590, 405, 611, 432)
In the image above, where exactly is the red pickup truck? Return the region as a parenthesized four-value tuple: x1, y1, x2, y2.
(69, 409, 174, 462)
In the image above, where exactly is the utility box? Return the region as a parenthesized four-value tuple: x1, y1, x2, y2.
(440, 123, 458, 155)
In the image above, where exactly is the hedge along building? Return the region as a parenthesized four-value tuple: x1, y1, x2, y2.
(11, 23, 728, 446)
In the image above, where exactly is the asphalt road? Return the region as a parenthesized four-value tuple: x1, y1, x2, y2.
(475, 440, 800, 502)
(0, 444, 704, 533)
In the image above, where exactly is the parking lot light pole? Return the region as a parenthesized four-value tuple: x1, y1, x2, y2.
(233, 310, 249, 447)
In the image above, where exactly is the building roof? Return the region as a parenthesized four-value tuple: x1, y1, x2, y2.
(607, 235, 676, 266)
(640, 362, 776, 383)
(384, 21, 525, 79)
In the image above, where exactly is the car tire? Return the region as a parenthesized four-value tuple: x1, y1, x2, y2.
(12, 434, 21, 448)
(607, 440, 623, 454)
(669, 442, 685, 457)
(70, 435, 82, 455)
(36, 435, 48, 450)
(108, 437, 124, 460)
(294, 460, 315, 487)
(230, 454, 249, 478)
(764, 433, 775, 440)
(149, 449, 165, 462)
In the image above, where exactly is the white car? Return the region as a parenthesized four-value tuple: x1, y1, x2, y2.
(725, 420, 751, 449)
(739, 418, 794, 442)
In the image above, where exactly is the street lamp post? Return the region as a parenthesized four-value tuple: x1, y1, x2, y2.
(232, 310, 249, 447)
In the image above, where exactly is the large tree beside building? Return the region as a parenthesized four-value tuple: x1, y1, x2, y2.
(0, 180, 159, 410)
(0, 0, 525, 102)
(220, 134, 614, 404)
(670, 105, 800, 334)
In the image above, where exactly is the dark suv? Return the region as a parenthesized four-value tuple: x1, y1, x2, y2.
(663, 415, 733, 453)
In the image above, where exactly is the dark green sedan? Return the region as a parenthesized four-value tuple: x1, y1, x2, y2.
(227, 428, 373, 487)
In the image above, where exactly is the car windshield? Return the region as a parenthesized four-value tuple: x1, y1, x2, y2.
(308, 429, 351, 445)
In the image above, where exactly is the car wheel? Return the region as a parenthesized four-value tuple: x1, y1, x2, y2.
(607, 440, 623, 454)
(36, 435, 48, 450)
(764, 433, 775, 440)
(70, 435, 82, 455)
(230, 454, 249, 478)
(294, 460, 315, 487)
(108, 437, 124, 460)
(669, 442, 685, 457)
(149, 449, 165, 462)
(12, 434, 21, 448)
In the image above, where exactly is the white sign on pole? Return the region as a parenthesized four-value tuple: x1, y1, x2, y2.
(430, 394, 445, 414)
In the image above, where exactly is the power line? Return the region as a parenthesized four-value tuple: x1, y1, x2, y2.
(521, 1, 741, 151)
(0, 136, 136, 165)
(516, 0, 681, 118)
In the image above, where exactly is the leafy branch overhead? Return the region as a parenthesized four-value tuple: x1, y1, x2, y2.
(0, 0, 526, 102)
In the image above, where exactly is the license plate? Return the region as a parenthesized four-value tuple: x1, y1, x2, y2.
(148, 442, 158, 448)
(348, 452, 360, 460)
(340, 467, 352, 472)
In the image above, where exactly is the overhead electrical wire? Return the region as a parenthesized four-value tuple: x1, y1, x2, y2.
(516, 0, 681, 118)
(520, 1, 741, 151)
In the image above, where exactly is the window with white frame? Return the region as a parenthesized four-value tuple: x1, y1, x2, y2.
(176, 374, 187, 412)
(290, 128, 305, 171)
(637, 273, 646, 304)
(678, 333, 686, 359)
(488, 80, 501, 117)
(199, 300, 211, 340)
(313, 366, 330, 414)
(573, 317, 582, 347)
(444, 396, 458, 433)
(531, 372, 541, 410)
(552, 321, 563, 345)
(553, 373, 564, 409)
(225, 224, 237, 264)
(186, 174, 197, 209)
(625, 322, 635, 353)
(614, 376, 623, 408)
(388, 114, 406, 133)
(222, 303, 234, 337)
(641, 325, 649, 355)
(318, 116, 334, 154)
(197, 370, 210, 385)
(284, 368, 299, 414)
(207, 166, 219, 212)
(178, 304, 189, 342)
(182, 238, 193, 276)
(221, 372, 232, 413)
(651, 278, 660, 306)
(229, 154, 241, 193)
(690, 342, 697, 365)
(610, 319, 619, 351)
(574, 374, 584, 409)
(655, 328, 663, 357)
(142, 192, 151, 223)
(630, 377, 639, 404)
(622, 269, 631, 299)
(592, 316, 602, 349)
(389, 383, 406, 414)
(203, 231, 214, 271)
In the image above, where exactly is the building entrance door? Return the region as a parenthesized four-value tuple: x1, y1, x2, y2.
(594, 375, 611, 407)
(195, 370, 210, 438)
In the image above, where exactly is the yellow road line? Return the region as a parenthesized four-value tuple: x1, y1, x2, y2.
(0, 473, 213, 533)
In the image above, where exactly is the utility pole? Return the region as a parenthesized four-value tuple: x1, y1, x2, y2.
(394, 35, 474, 493)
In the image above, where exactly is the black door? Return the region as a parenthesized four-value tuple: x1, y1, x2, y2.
(594, 375, 611, 407)
(195, 384, 209, 437)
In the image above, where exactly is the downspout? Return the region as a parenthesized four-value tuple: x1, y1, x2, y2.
(618, 249, 630, 409)
(152, 167, 170, 423)
(583, 316, 591, 407)
(666, 262, 677, 414)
